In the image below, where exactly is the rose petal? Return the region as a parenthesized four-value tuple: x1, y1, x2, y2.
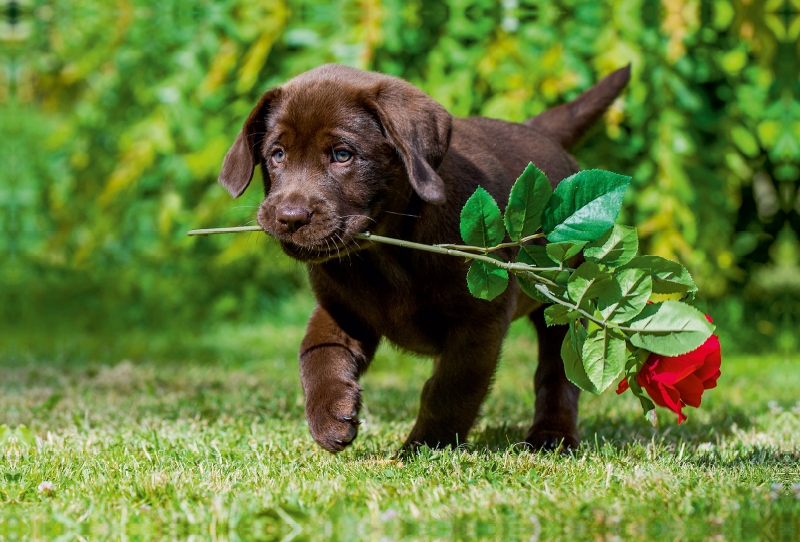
(702, 369, 721, 390)
(641, 379, 669, 409)
(658, 382, 682, 411)
(693, 337, 721, 384)
(674, 373, 704, 408)
(657, 382, 687, 424)
(646, 355, 704, 386)
(616, 378, 630, 395)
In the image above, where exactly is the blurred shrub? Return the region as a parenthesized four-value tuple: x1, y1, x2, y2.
(1, 0, 799, 350)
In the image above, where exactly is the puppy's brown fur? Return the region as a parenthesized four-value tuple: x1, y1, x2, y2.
(218, 64, 630, 452)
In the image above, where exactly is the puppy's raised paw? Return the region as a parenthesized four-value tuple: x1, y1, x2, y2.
(305, 381, 362, 453)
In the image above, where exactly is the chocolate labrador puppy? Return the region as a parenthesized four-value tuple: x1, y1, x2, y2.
(218, 64, 630, 452)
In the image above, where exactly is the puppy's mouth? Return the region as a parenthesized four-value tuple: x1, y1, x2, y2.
(279, 233, 366, 263)
(257, 205, 376, 263)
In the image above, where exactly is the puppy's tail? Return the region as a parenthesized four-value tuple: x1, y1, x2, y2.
(525, 65, 631, 149)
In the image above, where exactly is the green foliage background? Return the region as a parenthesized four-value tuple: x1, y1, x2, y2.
(2, 0, 799, 352)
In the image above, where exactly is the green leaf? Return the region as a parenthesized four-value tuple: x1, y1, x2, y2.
(542, 170, 631, 243)
(552, 270, 571, 287)
(544, 304, 579, 326)
(546, 241, 587, 263)
(627, 301, 715, 356)
(561, 326, 598, 394)
(504, 163, 552, 241)
(584, 225, 638, 267)
(624, 354, 656, 414)
(517, 245, 557, 267)
(621, 256, 697, 295)
(460, 187, 505, 248)
(515, 247, 564, 303)
(567, 262, 614, 308)
(517, 276, 550, 303)
(581, 327, 627, 392)
(517, 273, 569, 303)
(631, 377, 657, 415)
(467, 258, 508, 301)
(536, 269, 571, 290)
(599, 268, 652, 323)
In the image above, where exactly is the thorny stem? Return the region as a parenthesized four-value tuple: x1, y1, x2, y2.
(187, 227, 572, 277)
(513, 270, 563, 291)
(354, 232, 570, 275)
(531, 284, 608, 327)
(187, 227, 685, 335)
(435, 232, 546, 253)
(531, 284, 652, 334)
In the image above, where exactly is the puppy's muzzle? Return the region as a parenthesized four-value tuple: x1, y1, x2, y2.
(276, 205, 312, 234)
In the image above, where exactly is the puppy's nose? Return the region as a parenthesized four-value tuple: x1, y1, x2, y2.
(276, 205, 311, 233)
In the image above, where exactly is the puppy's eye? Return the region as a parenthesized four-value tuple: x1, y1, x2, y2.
(272, 149, 285, 164)
(332, 149, 353, 163)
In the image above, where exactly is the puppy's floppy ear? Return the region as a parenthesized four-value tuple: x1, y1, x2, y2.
(366, 82, 452, 204)
(218, 88, 280, 198)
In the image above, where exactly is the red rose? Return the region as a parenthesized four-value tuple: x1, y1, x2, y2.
(617, 315, 721, 423)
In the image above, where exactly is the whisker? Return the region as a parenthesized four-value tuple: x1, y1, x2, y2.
(335, 235, 344, 262)
(338, 214, 377, 224)
(339, 233, 350, 264)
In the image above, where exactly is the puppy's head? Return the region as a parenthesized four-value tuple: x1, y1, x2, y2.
(218, 64, 452, 263)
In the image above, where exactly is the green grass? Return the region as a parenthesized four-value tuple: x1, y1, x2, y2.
(2, 294, 799, 540)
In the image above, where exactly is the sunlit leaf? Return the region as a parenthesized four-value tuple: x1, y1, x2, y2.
(542, 170, 631, 243)
(599, 268, 652, 323)
(581, 327, 627, 392)
(460, 187, 505, 248)
(584, 225, 638, 267)
(627, 301, 715, 356)
(562, 324, 598, 394)
(546, 241, 587, 263)
(567, 262, 614, 308)
(504, 163, 552, 241)
(621, 256, 697, 295)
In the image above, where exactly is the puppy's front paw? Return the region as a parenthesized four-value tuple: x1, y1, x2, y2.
(305, 380, 362, 453)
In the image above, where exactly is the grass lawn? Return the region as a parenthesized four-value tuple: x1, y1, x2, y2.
(2, 293, 799, 540)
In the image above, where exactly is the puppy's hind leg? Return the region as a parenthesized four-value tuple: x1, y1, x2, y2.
(403, 319, 508, 451)
(525, 307, 580, 450)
